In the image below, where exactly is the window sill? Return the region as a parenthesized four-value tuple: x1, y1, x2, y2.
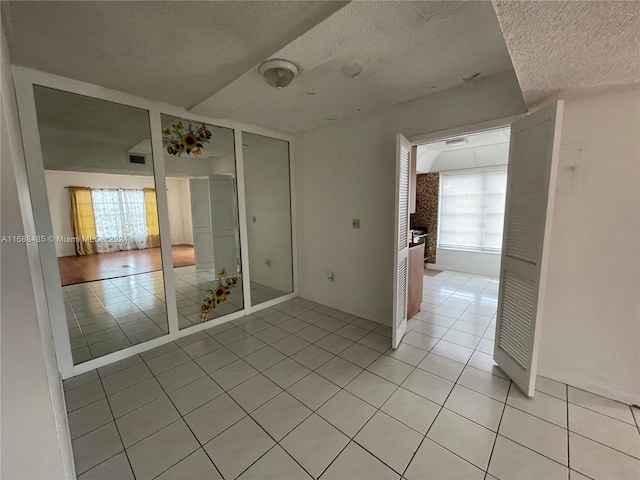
(437, 246, 502, 255)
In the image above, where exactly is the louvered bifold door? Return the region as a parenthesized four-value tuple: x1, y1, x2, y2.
(392, 134, 411, 349)
(494, 101, 564, 396)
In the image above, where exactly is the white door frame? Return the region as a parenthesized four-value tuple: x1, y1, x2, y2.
(12, 66, 298, 378)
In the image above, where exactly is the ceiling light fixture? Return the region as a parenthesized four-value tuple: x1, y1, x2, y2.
(445, 137, 468, 147)
(259, 59, 299, 90)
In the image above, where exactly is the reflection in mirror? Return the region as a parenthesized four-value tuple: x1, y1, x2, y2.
(160, 115, 243, 329)
(34, 86, 168, 364)
(242, 133, 293, 305)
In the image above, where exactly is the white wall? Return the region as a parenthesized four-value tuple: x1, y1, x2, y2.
(166, 177, 193, 246)
(1, 28, 74, 479)
(295, 71, 527, 324)
(210, 153, 236, 175)
(431, 249, 501, 277)
(244, 139, 294, 293)
(45, 171, 191, 256)
(164, 154, 214, 177)
(538, 89, 640, 404)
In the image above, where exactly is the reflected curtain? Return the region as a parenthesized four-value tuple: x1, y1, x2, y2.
(92, 189, 148, 253)
(143, 188, 160, 248)
(68, 186, 97, 255)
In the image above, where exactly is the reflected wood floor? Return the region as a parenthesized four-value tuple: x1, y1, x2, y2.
(58, 244, 194, 286)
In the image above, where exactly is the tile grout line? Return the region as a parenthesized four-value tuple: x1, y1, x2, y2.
(403, 273, 504, 478)
(401, 278, 503, 479)
(424, 274, 632, 474)
(141, 315, 349, 480)
(95, 276, 489, 478)
(137, 341, 227, 480)
(423, 275, 579, 473)
(71, 306, 358, 477)
(566, 383, 571, 478)
(71, 280, 448, 453)
(482, 381, 512, 480)
(94, 367, 137, 479)
(67, 274, 168, 362)
(197, 306, 402, 479)
(70, 274, 616, 480)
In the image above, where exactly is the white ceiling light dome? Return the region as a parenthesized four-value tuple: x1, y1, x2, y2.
(259, 59, 299, 90)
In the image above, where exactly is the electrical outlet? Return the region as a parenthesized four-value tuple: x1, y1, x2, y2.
(352, 219, 361, 229)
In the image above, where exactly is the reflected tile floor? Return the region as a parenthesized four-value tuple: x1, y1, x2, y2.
(64, 271, 640, 480)
(65, 266, 247, 364)
(251, 281, 289, 306)
(174, 266, 244, 331)
(65, 271, 169, 364)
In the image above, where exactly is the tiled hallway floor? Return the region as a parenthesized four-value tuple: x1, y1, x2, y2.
(64, 271, 640, 480)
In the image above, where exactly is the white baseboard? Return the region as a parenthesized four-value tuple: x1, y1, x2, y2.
(297, 292, 389, 327)
(537, 365, 639, 405)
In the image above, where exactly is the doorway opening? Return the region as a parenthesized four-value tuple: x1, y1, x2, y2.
(395, 102, 564, 397)
(412, 126, 511, 279)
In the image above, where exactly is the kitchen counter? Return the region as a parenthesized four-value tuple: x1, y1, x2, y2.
(407, 242, 425, 319)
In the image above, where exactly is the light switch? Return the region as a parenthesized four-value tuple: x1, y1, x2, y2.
(352, 219, 361, 229)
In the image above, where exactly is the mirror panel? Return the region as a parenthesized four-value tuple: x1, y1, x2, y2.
(242, 132, 294, 305)
(160, 115, 244, 328)
(34, 85, 169, 364)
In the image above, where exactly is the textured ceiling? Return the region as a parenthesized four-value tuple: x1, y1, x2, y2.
(192, 1, 516, 132)
(2, 1, 347, 107)
(3, 1, 519, 134)
(492, 0, 640, 107)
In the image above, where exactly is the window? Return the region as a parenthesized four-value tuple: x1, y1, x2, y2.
(91, 188, 149, 253)
(438, 168, 507, 253)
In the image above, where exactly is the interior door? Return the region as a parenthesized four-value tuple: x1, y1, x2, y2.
(494, 101, 564, 396)
(209, 174, 240, 275)
(189, 178, 214, 271)
(392, 133, 411, 349)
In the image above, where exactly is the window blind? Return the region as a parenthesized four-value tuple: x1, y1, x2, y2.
(438, 168, 507, 253)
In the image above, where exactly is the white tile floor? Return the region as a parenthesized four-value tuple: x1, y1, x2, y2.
(65, 264, 288, 364)
(63, 270, 640, 479)
(65, 271, 169, 364)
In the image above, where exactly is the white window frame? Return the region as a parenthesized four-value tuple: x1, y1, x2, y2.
(437, 166, 508, 255)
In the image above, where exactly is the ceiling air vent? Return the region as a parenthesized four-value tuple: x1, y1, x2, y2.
(128, 154, 146, 165)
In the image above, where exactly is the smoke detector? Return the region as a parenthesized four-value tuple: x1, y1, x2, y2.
(259, 59, 299, 90)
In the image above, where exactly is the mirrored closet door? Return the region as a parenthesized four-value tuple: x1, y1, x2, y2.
(34, 86, 169, 364)
(160, 115, 244, 328)
(242, 132, 294, 305)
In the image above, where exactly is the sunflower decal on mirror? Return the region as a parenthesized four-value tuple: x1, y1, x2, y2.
(200, 267, 239, 321)
(163, 121, 212, 156)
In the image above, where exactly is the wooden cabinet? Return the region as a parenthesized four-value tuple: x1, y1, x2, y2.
(407, 242, 424, 319)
